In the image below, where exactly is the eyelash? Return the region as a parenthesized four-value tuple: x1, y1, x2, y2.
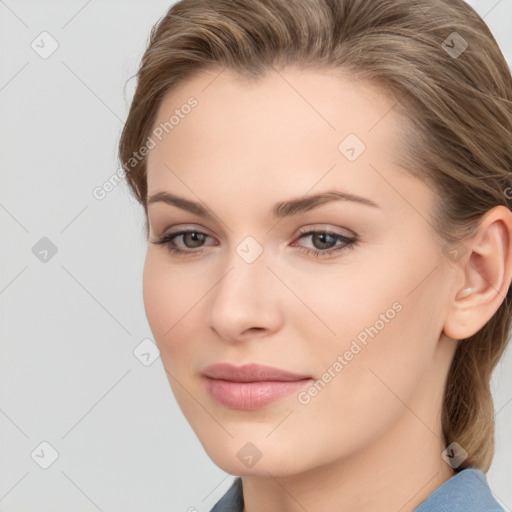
(152, 227, 357, 258)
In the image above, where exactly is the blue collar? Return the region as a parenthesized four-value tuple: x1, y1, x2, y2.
(210, 468, 504, 512)
(414, 468, 504, 511)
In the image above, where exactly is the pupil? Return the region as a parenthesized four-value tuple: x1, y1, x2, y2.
(185, 232, 205, 247)
(314, 233, 334, 249)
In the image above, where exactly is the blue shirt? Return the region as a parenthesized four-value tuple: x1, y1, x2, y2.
(209, 468, 505, 511)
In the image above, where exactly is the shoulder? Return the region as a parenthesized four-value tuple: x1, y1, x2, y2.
(414, 468, 505, 512)
(209, 477, 244, 512)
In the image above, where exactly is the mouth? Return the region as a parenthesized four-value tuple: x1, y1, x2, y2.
(202, 363, 314, 410)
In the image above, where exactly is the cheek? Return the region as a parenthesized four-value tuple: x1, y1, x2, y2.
(142, 253, 207, 415)
(291, 297, 435, 460)
(142, 251, 201, 354)
(298, 245, 441, 409)
(283, 258, 402, 349)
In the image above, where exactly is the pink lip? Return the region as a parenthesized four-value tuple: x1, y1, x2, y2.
(202, 363, 313, 410)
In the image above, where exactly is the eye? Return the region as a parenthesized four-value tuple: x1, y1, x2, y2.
(151, 226, 358, 258)
(151, 229, 214, 255)
(292, 227, 357, 258)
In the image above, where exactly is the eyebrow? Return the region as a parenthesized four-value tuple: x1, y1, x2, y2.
(147, 189, 379, 219)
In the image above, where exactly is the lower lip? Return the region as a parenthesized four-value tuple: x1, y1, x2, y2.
(204, 377, 314, 410)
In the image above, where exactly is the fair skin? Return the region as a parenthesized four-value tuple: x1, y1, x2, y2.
(143, 67, 512, 512)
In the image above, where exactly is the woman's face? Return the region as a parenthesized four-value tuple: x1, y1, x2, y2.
(143, 67, 458, 476)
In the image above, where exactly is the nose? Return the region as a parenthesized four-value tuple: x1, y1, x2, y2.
(207, 242, 284, 342)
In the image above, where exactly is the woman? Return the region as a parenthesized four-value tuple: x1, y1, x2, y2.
(118, 0, 512, 510)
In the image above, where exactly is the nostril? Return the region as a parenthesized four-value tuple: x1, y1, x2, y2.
(244, 327, 265, 335)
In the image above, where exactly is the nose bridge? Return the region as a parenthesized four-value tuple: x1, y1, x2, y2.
(214, 234, 269, 305)
(207, 234, 281, 337)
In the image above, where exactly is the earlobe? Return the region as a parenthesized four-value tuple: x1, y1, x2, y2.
(443, 205, 512, 341)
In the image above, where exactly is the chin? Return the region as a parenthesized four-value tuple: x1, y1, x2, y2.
(209, 456, 300, 478)
(198, 436, 312, 477)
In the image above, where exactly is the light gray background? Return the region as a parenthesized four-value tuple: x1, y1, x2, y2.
(1, 1, 511, 511)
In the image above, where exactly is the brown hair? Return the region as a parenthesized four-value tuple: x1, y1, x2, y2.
(118, 0, 512, 471)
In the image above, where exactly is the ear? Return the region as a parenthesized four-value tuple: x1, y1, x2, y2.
(443, 205, 512, 341)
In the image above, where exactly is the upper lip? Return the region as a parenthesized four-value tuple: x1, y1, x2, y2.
(202, 363, 312, 382)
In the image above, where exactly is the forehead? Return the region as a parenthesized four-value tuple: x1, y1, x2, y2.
(148, 66, 401, 151)
(145, 66, 422, 214)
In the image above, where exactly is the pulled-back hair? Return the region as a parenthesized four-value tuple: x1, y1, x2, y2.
(118, 0, 512, 471)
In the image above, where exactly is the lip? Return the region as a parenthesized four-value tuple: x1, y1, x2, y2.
(202, 363, 314, 410)
(202, 363, 312, 382)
